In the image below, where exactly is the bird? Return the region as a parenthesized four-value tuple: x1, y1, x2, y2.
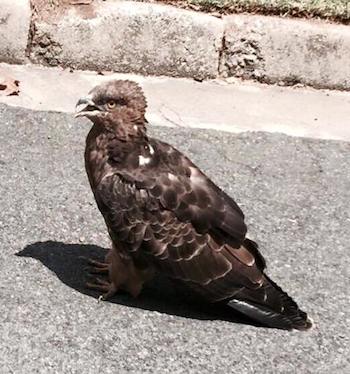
(75, 79, 313, 331)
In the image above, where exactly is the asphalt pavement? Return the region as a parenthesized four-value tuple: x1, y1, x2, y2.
(0, 103, 349, 373)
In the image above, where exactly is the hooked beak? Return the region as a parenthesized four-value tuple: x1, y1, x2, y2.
(75, 96, 102, 118)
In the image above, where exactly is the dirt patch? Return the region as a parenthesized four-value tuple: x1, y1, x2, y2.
(31, 30, 63, 66)
(220, 35, 265, 80)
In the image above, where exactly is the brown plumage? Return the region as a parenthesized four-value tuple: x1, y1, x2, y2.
(75, 79, 313, 330)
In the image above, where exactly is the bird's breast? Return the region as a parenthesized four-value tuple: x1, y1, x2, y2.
(85, 130, 114, 190)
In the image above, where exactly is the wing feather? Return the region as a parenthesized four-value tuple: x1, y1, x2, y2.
(95, 163, 265, 300)
(114, 139, 247, 244)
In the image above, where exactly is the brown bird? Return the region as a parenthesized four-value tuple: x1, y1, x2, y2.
(75, 79, 313, 330)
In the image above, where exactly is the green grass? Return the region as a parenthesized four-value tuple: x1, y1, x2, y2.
(154, 0, 350, 23)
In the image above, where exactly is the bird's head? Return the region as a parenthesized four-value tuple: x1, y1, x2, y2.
(75, 79, 147, 137)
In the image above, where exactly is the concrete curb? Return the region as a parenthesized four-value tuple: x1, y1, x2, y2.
(0, 0, 349, 90)
(30, 1, 223, 80)
(0, 0, 31, 64)
(221, 15, 350, 90)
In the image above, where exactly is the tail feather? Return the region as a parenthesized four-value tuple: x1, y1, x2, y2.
(228, 274, 313, 331)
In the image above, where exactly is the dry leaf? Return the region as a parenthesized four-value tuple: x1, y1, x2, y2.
(0, 72, 20, 96)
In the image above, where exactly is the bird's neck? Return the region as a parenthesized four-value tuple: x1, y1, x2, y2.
(114, 120, 147, 141)
(85, 123, 149, 189)
(95, 113, 147, 142)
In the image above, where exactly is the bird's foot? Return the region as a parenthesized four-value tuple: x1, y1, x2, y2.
(86, 276, 117, 301)
(86, 276, 110, 292)
(85, 258, 109, 275)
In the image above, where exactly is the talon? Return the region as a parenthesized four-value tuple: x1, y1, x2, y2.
(83, 254, 118, 301)
(86, 281, 110, 293)
(87, 276, 110, 287)
(87, 258, 109, 268)
(85, 265, 109, 275)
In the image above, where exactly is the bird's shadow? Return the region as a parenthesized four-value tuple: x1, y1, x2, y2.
(16, 241, 263, 327)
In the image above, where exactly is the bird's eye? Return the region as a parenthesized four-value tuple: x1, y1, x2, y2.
(107, 100, 117, 109)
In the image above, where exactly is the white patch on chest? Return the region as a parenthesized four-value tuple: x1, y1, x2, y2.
(139, 155, 151, 166)
(168, 173, 177, 181)
(189, 166, 202, 184)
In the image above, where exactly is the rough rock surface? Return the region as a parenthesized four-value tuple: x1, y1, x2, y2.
(222, 15, 350, 90)
(0, 0, 31, 64)
(30, 1, 223, 79)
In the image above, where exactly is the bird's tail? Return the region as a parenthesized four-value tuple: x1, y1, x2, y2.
(227, 274, 313, 331)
